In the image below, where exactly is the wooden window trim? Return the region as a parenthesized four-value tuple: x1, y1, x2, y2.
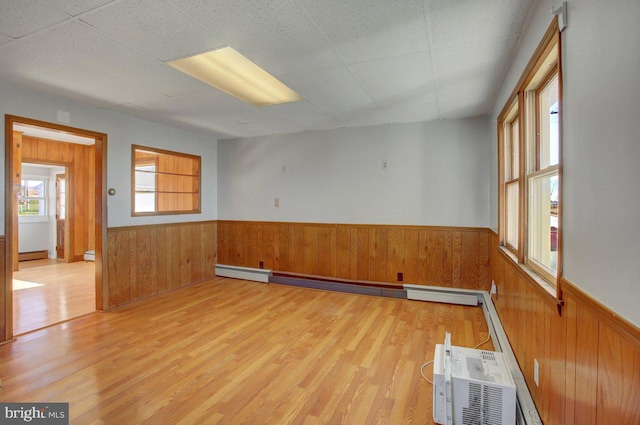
(131, 145, 202, 217)
(497, 17, 562, 300)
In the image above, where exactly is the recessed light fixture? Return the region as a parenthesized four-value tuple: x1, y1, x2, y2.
(168, 47, 302, 107)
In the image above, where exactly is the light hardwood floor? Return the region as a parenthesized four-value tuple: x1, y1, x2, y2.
(13, 260, 95, 335)
(0, 278, 491, 424)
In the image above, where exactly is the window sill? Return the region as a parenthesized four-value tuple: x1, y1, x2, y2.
(498, 246, 562, 308)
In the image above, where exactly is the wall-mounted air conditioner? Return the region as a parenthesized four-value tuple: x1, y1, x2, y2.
(433, 332, 516, 425)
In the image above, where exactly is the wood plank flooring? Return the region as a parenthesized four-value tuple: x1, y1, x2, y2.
(13, 260, 95, 335)
(0, 278, 491, 424)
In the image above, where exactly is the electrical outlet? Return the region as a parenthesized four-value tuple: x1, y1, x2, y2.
(491, 280, 497, 296)
(534, 359, 539, 387)
(397, 272, 403, 282)
(259, 261, 264, 269)
(274, 198, 280, 207)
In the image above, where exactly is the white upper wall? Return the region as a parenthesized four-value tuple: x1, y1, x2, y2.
(0, 81, 218, 232)
(490, 0, 640, 326)
(218, 118, 490, 227)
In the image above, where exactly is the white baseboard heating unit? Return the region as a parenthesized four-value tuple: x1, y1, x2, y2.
(433, 332, 516, 425)
(215, 264, 271, 283)
(405, 284, 481, 306)
(83, 250, 95, 262)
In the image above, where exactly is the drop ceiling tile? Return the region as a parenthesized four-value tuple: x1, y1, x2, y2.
(0, 41, 161, 107)
(279, 66, 375, 115)
(135, 89, 261, 118)
(18, 21, 205, 97)
(263, 100, 325, 120)
(0, 0, 70, 38)
(427, 0, 532, 50)
(435, 73, 495, 109)
(432, 38, 514, 109)
(180, 113, 281, 139)
(0, 0, 533, 140)
(381, 94, 439, 124)
(297, 0, 429, 64)
(349, 52, 436, 107)
(171, 0, 342, 76)
(438, 99, 491, 119)
(48, 0, 116, 16)
(331, 108, 388, 129)
(105, 105, 232, 139)
(432, 38, 509, 76)
(81, 0, 225, 61)
(262, 100, 339, 131)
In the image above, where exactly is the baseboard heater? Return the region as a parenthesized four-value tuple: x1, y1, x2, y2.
(210, 267, 541, 424)
(270, 273, 407, 299)
(404, 283, 542, 425)
(215, 264, 271, 283)
(404, 284, 481, 306)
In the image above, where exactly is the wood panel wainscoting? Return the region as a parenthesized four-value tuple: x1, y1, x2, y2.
(106, 221, 217, 308)
(490, 231, 640, 424)
(218, 221, 491, 290)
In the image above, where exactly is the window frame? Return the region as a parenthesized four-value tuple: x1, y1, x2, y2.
(18, 176, 49, 222)
(498, 18, 563, 298)
(131, 145, 201, 217)
(502, 99, 521, 254)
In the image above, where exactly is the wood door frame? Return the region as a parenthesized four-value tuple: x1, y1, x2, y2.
(55, 172, 68, 261)
(18, 162, 72, 264)
(4, 115, 108, 342)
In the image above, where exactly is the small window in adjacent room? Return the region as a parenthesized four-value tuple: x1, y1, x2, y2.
(19, 178, 47, 217)
(134, 163, 157, 213)
(498, 18, 562, 290)
(132, 145, 201, 216)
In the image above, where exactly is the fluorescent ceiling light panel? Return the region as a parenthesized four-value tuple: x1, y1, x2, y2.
(168, 47, 302, 107)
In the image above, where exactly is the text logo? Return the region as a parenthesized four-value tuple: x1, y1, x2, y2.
(0, 403, 68, 424)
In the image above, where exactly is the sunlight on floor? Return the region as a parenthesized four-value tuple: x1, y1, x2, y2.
(13, 279, 44, 290)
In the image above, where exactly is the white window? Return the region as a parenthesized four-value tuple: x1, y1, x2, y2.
(527, 74, 560, 279)
(19, 178, 47, 217)
(498, 19, 561, 290)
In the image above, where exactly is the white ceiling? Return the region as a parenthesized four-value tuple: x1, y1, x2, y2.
(0, 0, 535, 140)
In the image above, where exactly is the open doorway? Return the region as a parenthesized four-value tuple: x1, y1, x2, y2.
(4, 115, 107, 338)
(14, 160, 93, 335)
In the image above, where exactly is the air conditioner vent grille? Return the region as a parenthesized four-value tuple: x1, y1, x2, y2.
(461, 383, 504, 425)
(482, 351, 497, 362)
(483, 386, 503, 424)
(462, 383, 482, 424)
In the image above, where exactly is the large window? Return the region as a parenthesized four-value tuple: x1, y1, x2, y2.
(499, 19, 562, 290)
(132, 145, 201, 216)
(503, 101, 520, 252)
(528, 73, 559, 280)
